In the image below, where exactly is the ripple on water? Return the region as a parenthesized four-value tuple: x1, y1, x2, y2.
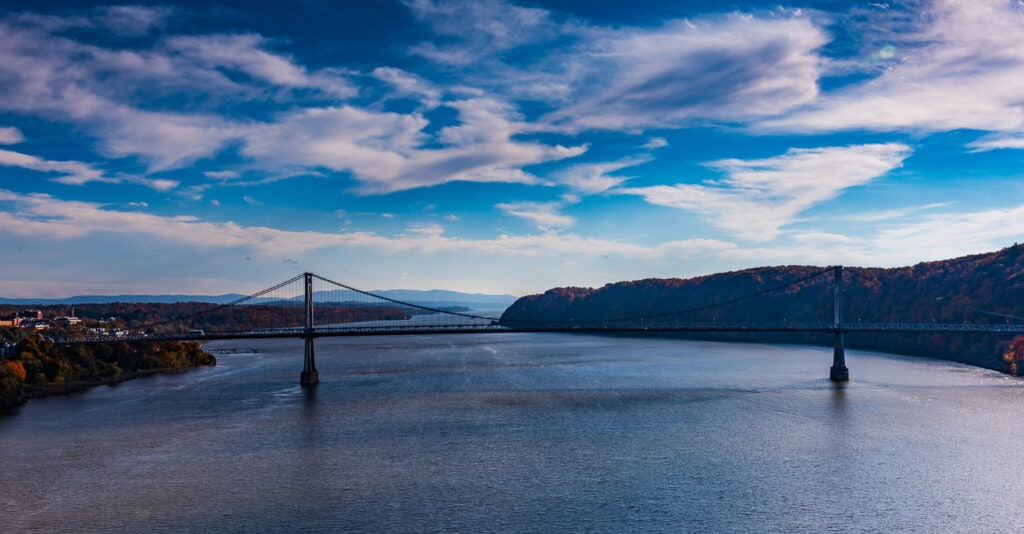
(3, 335, 1024, 532)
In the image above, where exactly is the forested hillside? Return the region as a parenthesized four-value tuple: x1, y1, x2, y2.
(501, 244, 1024, 372)
(1, 339, 215, 412)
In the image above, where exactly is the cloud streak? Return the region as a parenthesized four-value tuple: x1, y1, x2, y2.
(541, 15, 827, 131)
(758, 0, 1024, 138)
(621, 143, 912, 241)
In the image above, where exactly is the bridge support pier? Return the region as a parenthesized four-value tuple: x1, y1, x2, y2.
(301, 335, 319, 387)
(300, 272, 319, 387)
(830, 331, 848, 382)
(829, 265, 849, 382)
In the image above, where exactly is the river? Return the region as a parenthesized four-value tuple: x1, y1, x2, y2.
(2, 333, 1024, 532)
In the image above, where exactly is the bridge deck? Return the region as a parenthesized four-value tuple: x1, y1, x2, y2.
(46, 322, 1024, 345)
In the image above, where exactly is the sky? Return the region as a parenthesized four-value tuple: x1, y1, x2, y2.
(3, 0, 1024, 298)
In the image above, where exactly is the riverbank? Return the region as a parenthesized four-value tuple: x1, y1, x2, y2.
(1, 341, 217, 414)
(22, 364, 213, 399)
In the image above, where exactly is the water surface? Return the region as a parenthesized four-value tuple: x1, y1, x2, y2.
(2, 334, 1024, 532)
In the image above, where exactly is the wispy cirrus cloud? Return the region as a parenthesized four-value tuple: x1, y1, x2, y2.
(871, 204, 1024, 260)
(4, 185, 1024, 297)
(372, 67, 443, 109)
(758, 0, 1024, 139)
(496, 200, 575, 230)
(165, 33, 356, 98)
(0, 147, 178, 190)
(0, 6, 594, 193)
(539, 15, 827, 132)
(405, 0, 830, 133)
(0, 188, 734, 260)
(551, 156, 651, 194)
(242, 99, 585, 194)
(0, 9, 353, 173)
(0, 148, 111, 185)
(98, 5, 172, 36)
(0, 189, 346, 254)
(621, 143, 912, 241)
(405, 0, 556, 65)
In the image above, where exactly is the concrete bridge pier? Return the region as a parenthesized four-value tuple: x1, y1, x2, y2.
(300, 272, 319, 387)
(830, 265, 849, 382)
(830, 330, 848, 382)
(301, 335, 319, 387)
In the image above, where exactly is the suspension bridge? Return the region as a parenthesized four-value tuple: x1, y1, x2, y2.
(45, 267, 1024, 386)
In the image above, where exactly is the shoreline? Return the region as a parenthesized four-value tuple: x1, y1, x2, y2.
(22, 365, 211, 400)
(2, 349, 217, 414)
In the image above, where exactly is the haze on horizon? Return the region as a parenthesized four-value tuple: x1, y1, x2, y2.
(2, 0, 1024, 299)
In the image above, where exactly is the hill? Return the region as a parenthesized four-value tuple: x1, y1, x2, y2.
(500, 244, 1024, 372)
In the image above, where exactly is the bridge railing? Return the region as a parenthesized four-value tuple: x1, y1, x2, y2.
(45, 320, 1024, 345)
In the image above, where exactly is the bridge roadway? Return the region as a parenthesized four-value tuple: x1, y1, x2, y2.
(47, 321, 1024, 345)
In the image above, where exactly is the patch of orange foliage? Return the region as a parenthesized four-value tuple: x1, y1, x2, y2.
(4, 359, 26, 381)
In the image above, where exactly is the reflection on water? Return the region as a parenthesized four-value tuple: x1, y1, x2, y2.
(2, 333, 1024, 532)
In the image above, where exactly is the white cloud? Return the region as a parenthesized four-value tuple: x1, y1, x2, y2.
(165, 34, 356, 98)
(496, 201, 575, 230)
(0, 13, 354, 174)
(643, 137, 668, 149)
(537, 14, 827, 131)
(404, 2, 827, 133)
(99, 108, 248, 172)
(0, 188, 735, 262)
(719, 203, 1024, 270)
(843, 203, 950, 223)
(405, 0, 555, 65)
(204, 170, 241, 180)
(758, 0, 1024, 136)
(0, 189, 345, 255)
(6, 188, 1023, 297)
(0, 127, 25, 144)
(620, 143, 912, 241)
(242, 100, 586, 194)
(405, 222, 446, 237)
(0, 148, 112, 185)
(552, 156, 650, 194)
(968, 134, 1024, 152)
(372, 67, 442, 108)
(0, 146, 179, 190)
(870, 204, 1024, 261)
(131, 177, 179, 191)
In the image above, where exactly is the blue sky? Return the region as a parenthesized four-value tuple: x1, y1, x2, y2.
(2, 0, 1024, 298)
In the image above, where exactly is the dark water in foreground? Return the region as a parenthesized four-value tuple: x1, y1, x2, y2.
(3, 334, 1024, 532)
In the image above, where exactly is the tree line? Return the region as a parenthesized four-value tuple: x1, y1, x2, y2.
(0, 301, 414, 334)
(1, 337, 215, 412)
(500, 244, 1024, 373)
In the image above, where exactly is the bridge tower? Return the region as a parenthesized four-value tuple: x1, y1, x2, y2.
(300, 272, 319, 387)
(830, 265, 849, 382)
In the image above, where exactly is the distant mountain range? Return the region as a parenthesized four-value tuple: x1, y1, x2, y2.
(369, 289, 516, 309)
(0, 288, 518, 309)
(0, 294, 247, 305)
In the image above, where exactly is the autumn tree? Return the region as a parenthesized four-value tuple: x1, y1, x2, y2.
(1004, 335, 1024, 376)
(0, 360, 27, 411)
